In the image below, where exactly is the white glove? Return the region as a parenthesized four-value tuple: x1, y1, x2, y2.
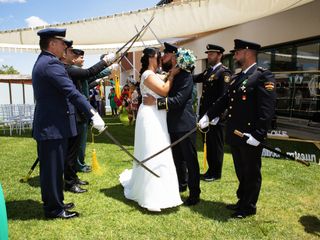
(210, 117, 220, 126)
(95, 79, 103, 84)
(108, 63, 119, 71)
(103, 53, 116, 65)
(243, 133, 260, 146)
(198, 114, 209, 129)
(91, 112, 105, 132)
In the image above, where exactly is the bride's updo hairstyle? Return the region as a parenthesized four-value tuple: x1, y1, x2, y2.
(139, 47, 160, 76)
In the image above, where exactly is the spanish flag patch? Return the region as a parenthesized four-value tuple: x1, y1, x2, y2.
(264, 81, 275, 91)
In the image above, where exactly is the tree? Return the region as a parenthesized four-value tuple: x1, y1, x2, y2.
(0, 65, 20, 74)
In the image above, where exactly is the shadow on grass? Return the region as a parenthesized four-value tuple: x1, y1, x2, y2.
(26, 175, 40, 188)
(100, 184, 180, 215)
(6, 199, 44, 220)
(183, 198, 231, 222)
(299, 215, 320, 237)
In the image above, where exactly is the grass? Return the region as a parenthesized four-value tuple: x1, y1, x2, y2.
(0, 114, 320, 240)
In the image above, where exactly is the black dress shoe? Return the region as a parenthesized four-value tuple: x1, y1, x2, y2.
(183, 196, 200, 206)
(226, 203, 240, 211)
(231, 209, 256, 219)
(65, 184, 87, 193)
(63, 202, 75, 210)
(77, 165, 92, 173)
(203, 176, 220, 182)
(76, 179, 89, 186)
(46, 210, 79, 219)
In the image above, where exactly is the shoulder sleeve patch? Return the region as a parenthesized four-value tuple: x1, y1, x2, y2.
(264, 81, 275, 91)
(224, 75, 231, 83)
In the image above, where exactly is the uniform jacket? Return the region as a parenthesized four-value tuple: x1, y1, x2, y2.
(207, 64, 276, 145)
(65, 60, 109, 97)
(193, 64, 232, 119)
(32, 51, 94, 141)
(167, 70, 196, 133)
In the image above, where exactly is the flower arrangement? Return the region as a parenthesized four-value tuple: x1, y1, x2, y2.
(175, 48, 196, 72)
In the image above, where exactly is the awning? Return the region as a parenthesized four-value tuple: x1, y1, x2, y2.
(0, 0, 313, 53)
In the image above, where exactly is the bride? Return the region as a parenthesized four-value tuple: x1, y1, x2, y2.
(119, 47, 183, 212)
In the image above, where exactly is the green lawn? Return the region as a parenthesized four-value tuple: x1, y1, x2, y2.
(0, 115, 319, 240)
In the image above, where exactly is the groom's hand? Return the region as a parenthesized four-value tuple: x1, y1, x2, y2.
(143, 94, 156, 105)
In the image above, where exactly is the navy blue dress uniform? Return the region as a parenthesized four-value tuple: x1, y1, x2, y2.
(205, 39, 276, 217)
(193, 44, 232, 181)
(157, 42, 200, 205)
(32, 28, 97, 218)
(64, 49, 113, 192)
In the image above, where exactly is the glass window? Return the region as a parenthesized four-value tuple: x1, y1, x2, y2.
(258, 51, 272, 69)
(296, 43, 320, 71)
(274, 46, 295, 71)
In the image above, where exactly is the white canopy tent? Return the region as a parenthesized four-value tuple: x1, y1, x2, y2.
(0, 0, 313, 53)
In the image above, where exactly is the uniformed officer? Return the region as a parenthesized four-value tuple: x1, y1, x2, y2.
(61, 46, 116, 193)
(144, 42, 201, 206)
(199, 39, 276, 218)
(193, 44, 231, 181)
(32, 28, 105, 219)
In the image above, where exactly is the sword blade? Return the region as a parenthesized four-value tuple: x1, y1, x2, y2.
(140, 126, 198, 164)
(115, 15, 155, 61)
(103, 129, 160, 177)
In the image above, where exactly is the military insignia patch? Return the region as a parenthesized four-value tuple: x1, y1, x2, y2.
(224, 75, 230, 83)
(208, 74, 215, 81)
(242, 79, 248, 86)
(264, 81, 275, 91)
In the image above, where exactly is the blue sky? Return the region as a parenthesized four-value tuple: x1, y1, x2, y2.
(0, 0, 160, 74)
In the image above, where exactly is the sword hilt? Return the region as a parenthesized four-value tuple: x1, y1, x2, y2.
(234, 129, 244, 138)
(234, 129, 310, 167)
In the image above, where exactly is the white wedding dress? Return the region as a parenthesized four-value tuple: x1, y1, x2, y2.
(119, 70, 182, 211)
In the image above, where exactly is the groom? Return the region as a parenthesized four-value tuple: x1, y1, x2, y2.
(143, 42, 200, 206)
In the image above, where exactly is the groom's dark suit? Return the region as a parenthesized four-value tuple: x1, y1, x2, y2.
(157, 70, 200, 199)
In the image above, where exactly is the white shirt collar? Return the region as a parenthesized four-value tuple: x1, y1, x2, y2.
(211, 62, 222, 71)
(243, 62, 257, 74)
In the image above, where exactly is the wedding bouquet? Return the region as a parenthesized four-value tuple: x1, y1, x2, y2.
(176, 48, 196, 72)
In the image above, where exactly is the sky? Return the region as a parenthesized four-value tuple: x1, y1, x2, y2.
(0, 0, 160, 74)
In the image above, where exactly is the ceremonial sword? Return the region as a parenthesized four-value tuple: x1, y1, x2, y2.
(114, 14, 155, 63)
(94, 127, 160, 178)
(140, 126, 198, 164)
(234, 130, 310, 166)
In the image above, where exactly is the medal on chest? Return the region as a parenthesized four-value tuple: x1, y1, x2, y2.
(208, 74, 215, 82)
(241, 79, 248, 101)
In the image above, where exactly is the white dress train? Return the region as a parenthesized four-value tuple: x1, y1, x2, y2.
(119, 70, 182, 211)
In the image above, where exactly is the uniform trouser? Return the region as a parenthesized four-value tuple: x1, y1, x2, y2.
(230, 144, 263, 211)
(170, 131, 200, 197)
(38, 138, 67, 215)
(64, 134, 81, 187)
(202, 124, 224, 178)
(78, 121, 88, 166)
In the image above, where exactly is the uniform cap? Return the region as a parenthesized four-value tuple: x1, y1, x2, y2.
(72, 48, 84, 56)
(64, 40, 73, 48)
(37, 28, 66, 39)
(231, 39, 261, 52)
(205, 44, 225, 53)
(163, 42, 178, 53)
